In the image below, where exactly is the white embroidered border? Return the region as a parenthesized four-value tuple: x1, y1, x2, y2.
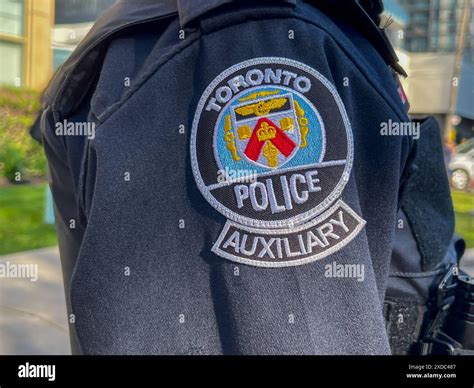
(190, 57, 354, 229)
(206, 159, 346, 191)
(211, 200, 366, 268)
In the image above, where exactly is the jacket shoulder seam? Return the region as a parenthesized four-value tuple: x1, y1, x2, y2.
(97, 14, 407, 125)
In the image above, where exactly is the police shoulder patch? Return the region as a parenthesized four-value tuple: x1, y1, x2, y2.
(191, 57, 365, 268)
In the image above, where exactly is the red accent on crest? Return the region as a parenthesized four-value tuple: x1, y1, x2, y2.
(244, 118, 296, 162)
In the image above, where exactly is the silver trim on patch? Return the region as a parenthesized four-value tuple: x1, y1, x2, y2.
(206, 159, 346, 191)
(212, 200, 366, 268)
(190, 57, 354, 229)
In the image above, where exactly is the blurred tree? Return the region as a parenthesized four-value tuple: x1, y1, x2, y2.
(0, 86, 46, 183)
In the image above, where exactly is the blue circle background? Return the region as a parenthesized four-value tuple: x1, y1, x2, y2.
(215, 86, 325, 178)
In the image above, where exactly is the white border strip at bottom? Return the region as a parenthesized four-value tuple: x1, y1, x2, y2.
(211, 200, 366, 268)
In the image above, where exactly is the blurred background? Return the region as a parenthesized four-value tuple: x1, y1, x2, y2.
(0, 0, 472, 354)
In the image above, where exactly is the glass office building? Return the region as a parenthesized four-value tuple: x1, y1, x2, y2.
(0, 0, 25, 85)
(0, 0, 113, 88)
(55, 0, 115, 24)
(0, 0, 54, 89)
(399, 0, 473, 56)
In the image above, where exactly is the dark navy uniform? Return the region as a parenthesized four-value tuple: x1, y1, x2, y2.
(32, 0, 455, 354)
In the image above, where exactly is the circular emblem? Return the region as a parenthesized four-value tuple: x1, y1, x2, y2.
(191, 57, 353, 229)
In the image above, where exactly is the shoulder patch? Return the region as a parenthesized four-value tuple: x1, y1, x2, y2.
(191, 57, 365, 268)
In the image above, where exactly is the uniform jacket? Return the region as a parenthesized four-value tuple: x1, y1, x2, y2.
(32, 0, 455, 354)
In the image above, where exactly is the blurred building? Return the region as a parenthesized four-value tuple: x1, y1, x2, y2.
(385, 0, 474, 140)
(382, 0, 410, 50)
(0, 0, 114, 90)
(55, 0, 115, 24)
(402, 52, 474, 141)
(0, 0, 54, 89)
(399, 0, 473, 58)
(52, 0, 115, 69)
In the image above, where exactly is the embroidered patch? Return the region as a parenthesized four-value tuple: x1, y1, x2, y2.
(191, 57, 365, 267)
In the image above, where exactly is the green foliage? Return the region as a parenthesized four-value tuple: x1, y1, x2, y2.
(0, 184, 57, 255)
(451, 191, 474, 248)
(0, 86, 46, 183)
(0, 142, 25, 182)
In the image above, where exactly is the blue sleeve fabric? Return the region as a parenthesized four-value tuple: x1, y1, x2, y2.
(43, 2, 420, 354)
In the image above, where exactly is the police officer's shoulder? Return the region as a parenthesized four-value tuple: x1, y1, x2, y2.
(37, 0, 405, 127)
